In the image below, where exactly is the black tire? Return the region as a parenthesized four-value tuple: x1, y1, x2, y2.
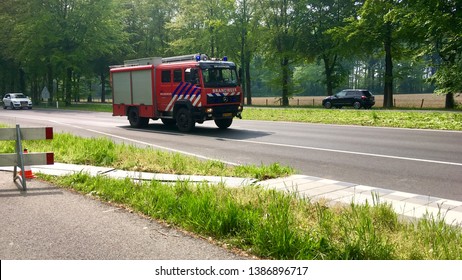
(353, 101, 362, 109)
(324, 101, 332, 109)
(176, 107, 195, 132)
(128, 108, 149, 128)
(214, 118, 233, 129)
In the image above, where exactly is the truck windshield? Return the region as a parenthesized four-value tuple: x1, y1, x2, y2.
(202, 66, 238, 88)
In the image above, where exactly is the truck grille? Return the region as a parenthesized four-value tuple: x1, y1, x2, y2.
(207, 93, 240, 104)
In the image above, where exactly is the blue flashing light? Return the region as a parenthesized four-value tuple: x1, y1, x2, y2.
(223, 56, 228, 61)
(195, 55, 201, 61)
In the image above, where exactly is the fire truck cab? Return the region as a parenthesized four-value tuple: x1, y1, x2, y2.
(110, 54, 243, 132)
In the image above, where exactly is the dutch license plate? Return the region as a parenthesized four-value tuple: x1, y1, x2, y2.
(223, 113, 232, 117)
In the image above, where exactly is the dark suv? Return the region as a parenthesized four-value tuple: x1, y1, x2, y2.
(322, 89, 375, 109)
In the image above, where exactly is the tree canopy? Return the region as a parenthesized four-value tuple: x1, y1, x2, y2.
(0, 0, 460, 108)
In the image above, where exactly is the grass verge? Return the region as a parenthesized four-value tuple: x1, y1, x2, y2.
(243, 108, 462, 130)
(35, 102, 112, 112)
(0, 132, 294, 180)
(44, 172, 462, 260)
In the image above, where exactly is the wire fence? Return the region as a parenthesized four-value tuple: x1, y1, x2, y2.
(246, 94, 461, 109)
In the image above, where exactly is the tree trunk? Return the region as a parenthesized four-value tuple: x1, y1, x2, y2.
(323, 55, 334, 96)
(31, 75, 38, 103)
(245, 55, 252, 106)
(240, 1, 250, 105)
(74, 74, 80, 102)
(19, 68, 26, 94)
(281, 56, 290, 106)
(445, 93, 455, 109)
(101, 71, 106, 103)
(47, 63, 54, 105)
(65, 67, 72, 106)
(383, 23, 394, 108)
(240, 51, 247, 105)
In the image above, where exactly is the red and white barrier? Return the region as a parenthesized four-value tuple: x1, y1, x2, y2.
(0, 125, 54, 190)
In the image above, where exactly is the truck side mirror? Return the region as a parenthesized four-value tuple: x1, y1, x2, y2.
(190, 69, 200, 85)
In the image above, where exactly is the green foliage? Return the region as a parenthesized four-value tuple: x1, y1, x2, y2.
(167, 0, 236, 57)
(297, 0, 358, 96)
(431, 62, 462, 96)
(292, 63, 325, 96)
(123, 0, 174, 58)
(0, 0, 129, 100)
(396, 0, 462, 107)
(1, 0, 461, 106)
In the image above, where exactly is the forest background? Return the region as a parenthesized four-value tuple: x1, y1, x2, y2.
(0, 0, 461, 109)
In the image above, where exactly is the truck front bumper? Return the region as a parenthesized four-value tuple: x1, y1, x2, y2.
(195, 105, 243, 121)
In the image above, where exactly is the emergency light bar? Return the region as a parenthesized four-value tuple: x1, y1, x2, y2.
(162, 54, 208, 63)
(112, 54, 231, 68)
(162, 54, 229, 63)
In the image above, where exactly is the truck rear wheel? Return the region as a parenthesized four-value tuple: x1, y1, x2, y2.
(176, 107, 195, 132)
(214, 118, 233, 129)
(128, 108, 149, 128)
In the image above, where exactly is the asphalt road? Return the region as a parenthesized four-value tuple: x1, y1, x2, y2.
(1, 108, 461, 201)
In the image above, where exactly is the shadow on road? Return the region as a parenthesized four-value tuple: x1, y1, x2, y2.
(119, 122, 272, 140)
(0, 174, 64, 198)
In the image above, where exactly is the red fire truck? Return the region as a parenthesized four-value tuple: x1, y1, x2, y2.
(110, 54, 243, 132)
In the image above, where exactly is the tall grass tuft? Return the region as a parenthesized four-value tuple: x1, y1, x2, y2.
(409, 210, 462, 259)
(235, 163, 294, 180)
(334, 202, 396, 259)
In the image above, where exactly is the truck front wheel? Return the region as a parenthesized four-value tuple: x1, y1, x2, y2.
(128, 108, 149, 128)
(176, 107, 195, 132)
(214, 118, 233, 129)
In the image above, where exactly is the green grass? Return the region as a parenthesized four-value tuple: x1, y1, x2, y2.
(242, 108, 462, 130)
(0, 132, 294, 180)
(43, 172, 462, 260)
(35, 102, 112, 112)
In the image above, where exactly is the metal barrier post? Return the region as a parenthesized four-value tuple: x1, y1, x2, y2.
(14, 125, 27, 190)
(0, 125, 54, 191)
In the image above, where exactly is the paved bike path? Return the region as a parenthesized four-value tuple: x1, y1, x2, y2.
(0, 171, 248, 260)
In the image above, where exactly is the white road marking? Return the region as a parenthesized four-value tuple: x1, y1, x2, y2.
(222, 138, 462, 167)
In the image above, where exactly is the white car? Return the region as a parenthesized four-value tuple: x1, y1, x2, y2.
(2, 93, 33, 109)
